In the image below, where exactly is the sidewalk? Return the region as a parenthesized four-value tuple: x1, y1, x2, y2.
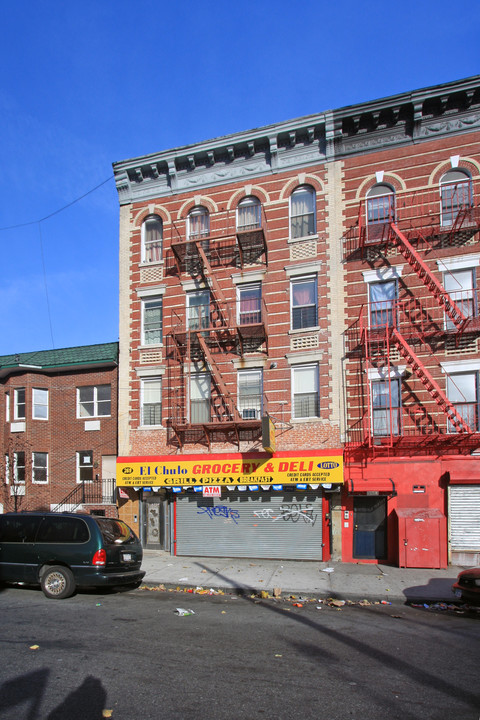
(140, 550, 465, 605)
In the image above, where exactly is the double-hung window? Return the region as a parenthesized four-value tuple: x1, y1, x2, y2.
(290, 185, 316, 239)
(141, 378, 162, 426)
(237, 196, 261, 231)
(440, 170, 472, 227)
(32, 388, 48, 420)
(13, 452, 25, 484)
(14, 388, 25, 420)
(292, 364, 319, 419)
(372, 379, 401, 436)
(238, 283, 262, 325)
(142, 215, 163, 263)
(447, 372, 479, 432)
(77, 385, 111, 418)
(444, 268, 475, 329)
(142, 297, 163, 345)
(190, 373, 210, 424)
(238, 369, 263, 420)
(366, 184, 395, 242)
(369, 280, 397, 328)
(77, 451, 93, 483)
(32, 452, 48, 484)
(187, 290, 210, 332)
(187, 206, 210, 240)
(291, 276, 317, 330)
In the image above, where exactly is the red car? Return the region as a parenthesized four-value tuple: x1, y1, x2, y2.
(452, 567, 480, 604)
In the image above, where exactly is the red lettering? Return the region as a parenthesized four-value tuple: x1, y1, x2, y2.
(279, 462, 288, 472)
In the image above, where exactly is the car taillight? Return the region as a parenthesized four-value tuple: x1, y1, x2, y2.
(92, 549, 106, 566)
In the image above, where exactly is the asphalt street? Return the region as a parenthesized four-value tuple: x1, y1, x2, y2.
(0, 584, 479, 720)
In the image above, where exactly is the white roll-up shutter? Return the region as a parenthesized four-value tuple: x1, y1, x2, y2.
(175, 491, 324, 560)
(450, 486, 480, 551)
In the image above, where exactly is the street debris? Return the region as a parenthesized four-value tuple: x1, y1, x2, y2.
(102, 711, 113, 719)
(273, 587, 282, 598)
(322, 567, 335, 573)
(29, 645, 40, 650)
(175, 608, 195, 616)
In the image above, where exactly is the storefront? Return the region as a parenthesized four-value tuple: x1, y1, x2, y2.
(117, 450, 343, 561)
(443, 457, 480, 566)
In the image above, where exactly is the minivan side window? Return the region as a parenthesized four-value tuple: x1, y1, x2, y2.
(36, 517, 90, 543)
(0, 515, 40, 542)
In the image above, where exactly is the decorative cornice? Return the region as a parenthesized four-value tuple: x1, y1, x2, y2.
(113, 76, 480, 204)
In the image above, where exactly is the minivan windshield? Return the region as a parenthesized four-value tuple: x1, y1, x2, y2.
(95, 518, 137, 545)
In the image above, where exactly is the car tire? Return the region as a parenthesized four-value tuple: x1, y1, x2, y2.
(41, 566, 75, 599)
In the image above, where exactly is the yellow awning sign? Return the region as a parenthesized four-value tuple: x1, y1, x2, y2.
(116, 452, 343, 487)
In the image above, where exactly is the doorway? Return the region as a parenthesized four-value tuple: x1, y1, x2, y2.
(353, 496, 387, 559)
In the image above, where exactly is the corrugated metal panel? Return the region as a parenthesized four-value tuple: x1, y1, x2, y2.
(175, 491, 324, 560)
(450, 486, 480, 551)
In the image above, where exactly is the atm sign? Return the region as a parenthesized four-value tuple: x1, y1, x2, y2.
(203, 486, 222, 497)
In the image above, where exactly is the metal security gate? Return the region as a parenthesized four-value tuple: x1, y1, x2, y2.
(174, 491, 324, 560)
(449, 486, 480, 555)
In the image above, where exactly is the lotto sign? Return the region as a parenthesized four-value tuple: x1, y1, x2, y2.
(203, 486, 221, 497)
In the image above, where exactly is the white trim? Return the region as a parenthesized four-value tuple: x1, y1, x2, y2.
(436, 254, 480, 271)
(231, 270, 266, 285)
(285, 261, 322, 278)
(136, 285, 166, 298)
(367, 365, 407, 380)
(135, 366, 166, 377)
(286, 351, 323, 364)
(181, 278, 210, 292)
(232, 357, 267, 369)
(362, 266, 404, 283)
(441, 360, 480, 374)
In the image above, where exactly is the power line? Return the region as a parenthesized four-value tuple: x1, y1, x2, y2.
(0, 176, 115, 231)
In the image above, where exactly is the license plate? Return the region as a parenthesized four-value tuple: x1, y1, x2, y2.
(454, 589, 462, 598)
(122, 553, 132, 562)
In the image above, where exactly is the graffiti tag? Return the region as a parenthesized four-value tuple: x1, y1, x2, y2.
(253, 503, 317, 525)
(197, 505, 240, 524)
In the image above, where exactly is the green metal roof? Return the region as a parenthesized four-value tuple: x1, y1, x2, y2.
(0, 342, 118, 372)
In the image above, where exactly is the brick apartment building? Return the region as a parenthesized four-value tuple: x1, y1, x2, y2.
(113, 76, 480, 566)
(0, 343, 119, 517)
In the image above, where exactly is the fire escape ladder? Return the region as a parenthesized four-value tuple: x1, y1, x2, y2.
(197, 335, 241, 422)
(390, 328, 472, 433)
(389, 223, 468, 332)
(195, 242, 232, 327)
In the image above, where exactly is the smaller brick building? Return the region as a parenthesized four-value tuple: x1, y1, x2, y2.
(0, 343, 119, 518)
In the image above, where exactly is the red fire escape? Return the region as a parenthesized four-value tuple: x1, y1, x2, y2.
(166, 208, 269, 449)
(345, 183, 480, 455)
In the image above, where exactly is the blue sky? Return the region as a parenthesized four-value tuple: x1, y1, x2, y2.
(0, 0, 478, 356)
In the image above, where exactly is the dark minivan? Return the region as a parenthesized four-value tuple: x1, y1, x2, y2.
(0, 512, 145, 599)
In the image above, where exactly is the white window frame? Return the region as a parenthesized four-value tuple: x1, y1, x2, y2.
(290, 275, 318, 330)
(370, 377, 401, 437)
(237, 196, 261, 231)
(13, 452, 25, 484)
(14, 388, 26, 420)
(190, 372, 211, 424)
(32, 452, 48, 484)
(291, 363, 320, 420)
(238, 369, 263, 420)
(77, 385, 111, 418)
(141, 378, 162, 427)
(446, 371, 479, 433)
(76, 451, 93, 484)
(187, 290, 210, 331)
(237, 283, 262, 325)
(187, 206, 210, 240)
(141, 215, 163, 264)
(5, 392, 10, 422)
(32, 388, 49, 420)
(289, 185, 316, 240)
(440, 170, 472, 228)
(142, 296, 163, 346)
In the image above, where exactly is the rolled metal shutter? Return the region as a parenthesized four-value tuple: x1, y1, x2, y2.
(175, 491, 323, 560)
(450, 486, 480, 551)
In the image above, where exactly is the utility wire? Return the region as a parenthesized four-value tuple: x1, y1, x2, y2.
(0, 175, 115, 231)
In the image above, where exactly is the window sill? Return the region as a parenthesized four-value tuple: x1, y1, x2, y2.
(139, 260, 164, 268)
(138, 344, 164, 351)
(288, 233, 318, 244)
(139, 424, 164, 430)
(289, 326, 320, 335)
(290, 416, 321, 423)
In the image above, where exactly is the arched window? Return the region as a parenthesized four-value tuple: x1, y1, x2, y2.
(187, 206, 210, 240)
(142, 215, 163, 263)
(440, 169, 472, 227)
(366, 184, 395, 242)
(237, 196, 261, 231)
(290, 185, 316, 239)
